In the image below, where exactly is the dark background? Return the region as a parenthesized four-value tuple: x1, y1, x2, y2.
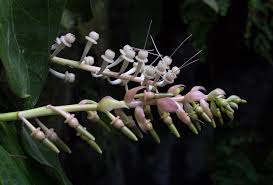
(49, 0, 273, 185)
(2, 0, 273, 185)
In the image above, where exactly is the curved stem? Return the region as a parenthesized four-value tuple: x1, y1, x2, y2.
(49, 68, 65, 79)
(51, 57, 144, 84)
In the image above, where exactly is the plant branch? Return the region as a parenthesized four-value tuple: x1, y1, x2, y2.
(51, 57, 158, 85)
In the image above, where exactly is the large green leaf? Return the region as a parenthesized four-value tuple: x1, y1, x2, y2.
(0, 145, 30, 185)
(0, 0, 66, 107)
(21, 127, 72, 185)
(0, 122, 60, 185)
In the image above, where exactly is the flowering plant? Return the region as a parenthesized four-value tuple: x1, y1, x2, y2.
(0, 30, 246, 154)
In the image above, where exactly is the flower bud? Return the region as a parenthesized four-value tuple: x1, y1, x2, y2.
(160, 111, 180, 138)
(210, 101, 224, 125)
(97, 96, 129, 112)
(227, 95, 247, 104)
(229, 102, 238, 110)
(215, 97, 234, 113)
(192, 103, 212, 123)
(78, 134, 102, 154)
(207, 88, 226, 101)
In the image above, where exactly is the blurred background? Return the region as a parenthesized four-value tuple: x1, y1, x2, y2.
(3, 0, 273, 185)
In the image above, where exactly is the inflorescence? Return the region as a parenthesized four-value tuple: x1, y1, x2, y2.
(0, 27, 246, 154)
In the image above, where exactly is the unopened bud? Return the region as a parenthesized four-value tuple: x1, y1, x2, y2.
(227, 95, 247, 104)
(97, 96, 128, 112)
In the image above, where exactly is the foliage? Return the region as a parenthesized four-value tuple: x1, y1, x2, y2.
(0, 0, 271, 184)
(0, 0, 72, 184)
(245, 0, 273, 63)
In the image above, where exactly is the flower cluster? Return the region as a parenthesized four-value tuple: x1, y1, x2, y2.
(0, 29, 246, 155)
(12, 84, 246, 154)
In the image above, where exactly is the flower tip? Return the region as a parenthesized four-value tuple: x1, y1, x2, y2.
(191, 86, 206, 92)
(149, 129, 160, 143)
(188, 123, 198, 134)
(210, 119, 216, 128)
(124, 86, 146, 103)
(241, 99, 247, 104)
(167, 84, 185, 95)
(121, 127, 138, 141)
(167, 124, 180, 138)
(42, 138, 60, 154)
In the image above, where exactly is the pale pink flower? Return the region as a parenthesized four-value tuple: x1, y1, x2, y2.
(156, 97, 178, 113)
(124, 86, 145, 103)
(183, 90, 206, 103)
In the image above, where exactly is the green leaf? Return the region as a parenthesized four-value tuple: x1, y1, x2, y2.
(0, 145, 30, 185)
(203, 0, 219, 12)
(21, 127, 72, 185)
(0, 0, 66, 106)
(0, 122, 58, 185)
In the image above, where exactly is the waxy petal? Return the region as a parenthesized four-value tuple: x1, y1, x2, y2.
(156, 98, 178, 113)
(207, 88, 226, 100)
(124, 86, 145, 103)
(184, 91, 206, 103)
(176, 108, 191, 124)
(134, 106, 148, 133)
(167, 84, 185, 95)
(191, 86, 206, 92)
(97, 96, 128, 112)
(200, 99, 213, 118)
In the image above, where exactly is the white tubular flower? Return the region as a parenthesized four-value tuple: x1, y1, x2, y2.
(50, 33, 76, 57)
(80, 31, 99, 61)
(49, 68, 75, 83)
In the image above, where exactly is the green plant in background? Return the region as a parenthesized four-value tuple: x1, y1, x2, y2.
(4, 0, 273, 184)
(181, 0, 273, 63)
(245, 0, 273, 63)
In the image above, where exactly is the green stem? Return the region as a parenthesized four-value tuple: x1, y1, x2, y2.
(0, 104, 97, 122)
(51, 57, 144, 84)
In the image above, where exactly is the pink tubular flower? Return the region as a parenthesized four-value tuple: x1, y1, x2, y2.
(167, 84, 185, 96)
(200, 99, 213, 118)
(175, 103, 191, 125)
(156, 97, 178, 113)
(191, 86, 206, 92)
(207, 88, 226, 100)
(183, 90, 206, 103)
(124, 86, 145, 103)
(134, 106, 150, 133)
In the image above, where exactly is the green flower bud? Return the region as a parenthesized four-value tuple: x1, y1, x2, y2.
(75, 125, 95, 141)
(228, 102, 238, 110)
(210, 101, 224, 125)
(188, 123, 198, 134)
(149, 129, 161, 143)
(191, 102, 212, 123)
(227, 95, 247, 104)
(193, 121, 202, 131)
(78, 134, 102, 154)
(97, 96, 128, 112)
(121, 126, 138, 141)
